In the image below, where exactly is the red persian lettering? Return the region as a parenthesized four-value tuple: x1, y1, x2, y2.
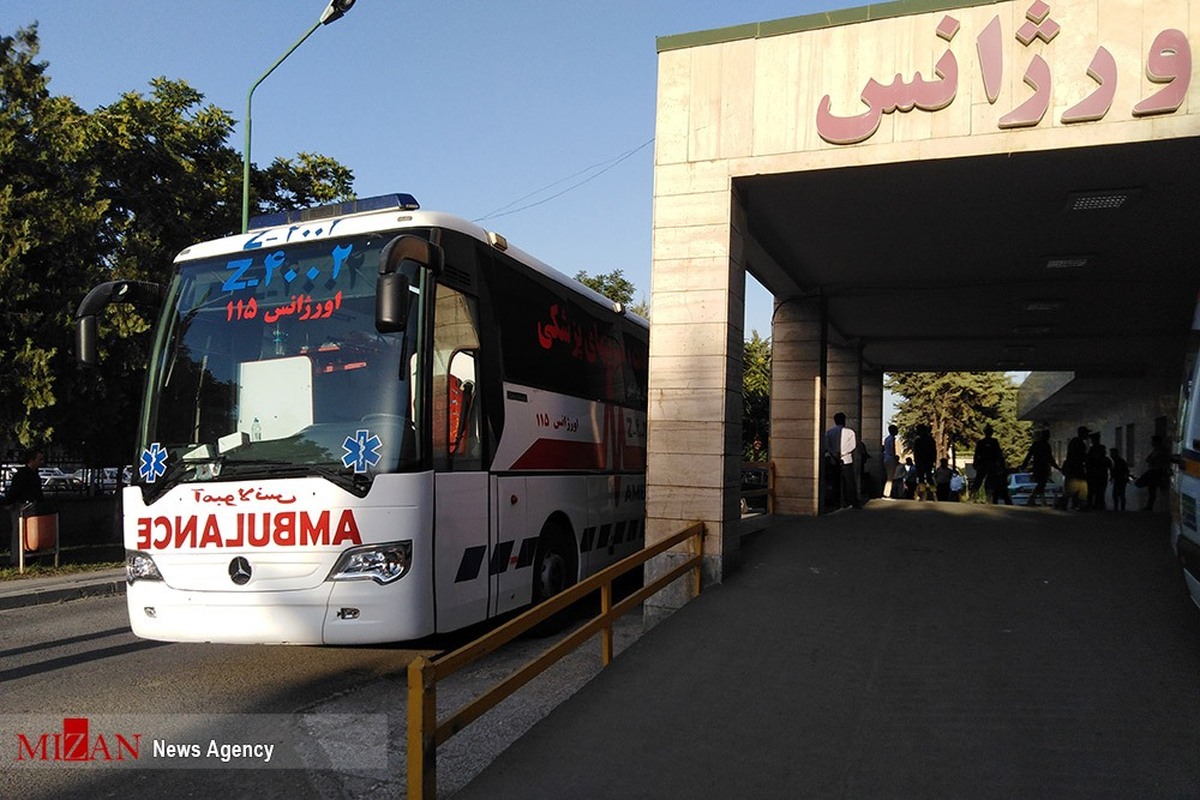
(537, 304, 573, 349)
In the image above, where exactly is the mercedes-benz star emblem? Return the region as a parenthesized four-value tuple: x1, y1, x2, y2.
(228, 557, 252, 586)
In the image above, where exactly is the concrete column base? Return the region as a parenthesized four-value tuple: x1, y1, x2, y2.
(643, 546, 730, 627)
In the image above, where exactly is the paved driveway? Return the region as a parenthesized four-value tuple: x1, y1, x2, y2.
(459, 503, 1200, 799)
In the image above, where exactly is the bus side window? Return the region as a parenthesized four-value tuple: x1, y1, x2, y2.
(433, 284, 482, 472)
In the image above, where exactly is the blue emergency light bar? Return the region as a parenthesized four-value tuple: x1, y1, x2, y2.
(247, 193, 420, 231)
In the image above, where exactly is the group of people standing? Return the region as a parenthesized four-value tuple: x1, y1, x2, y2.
(877, 421, 1171, 511)
(829, 413, 1172, 511)
(1053, 427, 1170, 511)
(882, 424, 966, 501)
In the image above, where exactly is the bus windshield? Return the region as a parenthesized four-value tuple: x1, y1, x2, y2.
(139, 232, 426, 496)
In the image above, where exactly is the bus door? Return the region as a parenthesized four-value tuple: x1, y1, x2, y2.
(492, 473, 530, 616)
(432, 283, 491, 632)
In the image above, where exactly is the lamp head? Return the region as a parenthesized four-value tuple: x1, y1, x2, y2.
(320, 0, 356, 25)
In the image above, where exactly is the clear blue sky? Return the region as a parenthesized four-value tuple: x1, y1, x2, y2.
(9, 0, 860, 339)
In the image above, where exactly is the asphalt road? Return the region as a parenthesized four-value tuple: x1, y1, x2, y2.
(0, 589, 646, 799)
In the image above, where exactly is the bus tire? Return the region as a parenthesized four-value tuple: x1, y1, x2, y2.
(531, 523, 576, 635)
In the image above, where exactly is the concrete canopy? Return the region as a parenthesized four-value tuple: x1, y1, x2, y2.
(736, 135, 1200, 375)
(644, 0, 1200, 611)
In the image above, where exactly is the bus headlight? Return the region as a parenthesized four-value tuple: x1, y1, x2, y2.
(126, 550, 163, 584)
(329, 541, 413, 585)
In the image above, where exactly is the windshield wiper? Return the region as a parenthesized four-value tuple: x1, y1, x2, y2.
(217, 459, 370, 496)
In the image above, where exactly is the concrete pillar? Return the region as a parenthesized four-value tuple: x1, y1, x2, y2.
(644, 187, 745, 624)
(769, 297, 823, 515)
(825, 340, 862, 511)
(861, 370, 885, 498)
(826, 342, 863, 429)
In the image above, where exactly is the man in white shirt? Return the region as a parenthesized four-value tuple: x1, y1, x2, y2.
(825, 412, 860, 509)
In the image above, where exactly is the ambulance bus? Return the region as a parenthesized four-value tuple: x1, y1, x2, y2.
(1171, 301, 1200, 615)
(76, 193, 649, 644)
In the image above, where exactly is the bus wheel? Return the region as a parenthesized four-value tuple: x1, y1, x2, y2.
(535, 534, 571, 604)
(531, 528, 575, 634)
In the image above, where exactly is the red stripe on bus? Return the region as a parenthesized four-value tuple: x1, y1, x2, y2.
(621, 445, 646, 469)
(510, 439, 607, 470)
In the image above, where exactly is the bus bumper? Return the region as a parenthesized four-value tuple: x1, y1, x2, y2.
(126, 579, 435, 644)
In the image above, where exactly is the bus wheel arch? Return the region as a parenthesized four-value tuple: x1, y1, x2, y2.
(533, 513, 577, 604)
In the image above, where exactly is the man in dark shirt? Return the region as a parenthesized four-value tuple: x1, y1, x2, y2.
(973, 425, 1011, 504)
(6, 447, 45, 565)
(1021, 429, 1059, 506)
(1062, 426, 1091, 509)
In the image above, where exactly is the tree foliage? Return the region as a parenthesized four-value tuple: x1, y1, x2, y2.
(885, 372, 1032, 466)
(574, 268, 648, 317)
(743, 331, 771, 460)
(0, 25, 354, 463)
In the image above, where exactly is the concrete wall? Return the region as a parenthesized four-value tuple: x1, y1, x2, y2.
(647, 0, 1200, 591)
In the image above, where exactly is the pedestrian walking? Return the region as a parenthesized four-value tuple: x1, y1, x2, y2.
(1021, 429, 1059, 506)
(973, 425, 1011, 504)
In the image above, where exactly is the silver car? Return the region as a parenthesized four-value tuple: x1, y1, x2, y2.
(1007, 471, 1063, 505)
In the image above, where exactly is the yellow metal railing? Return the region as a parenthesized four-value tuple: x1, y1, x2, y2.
(406, 521, 705, 799)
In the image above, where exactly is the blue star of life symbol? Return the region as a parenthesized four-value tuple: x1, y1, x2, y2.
(342, 429, 382, 474)
(140, 442, 168, 483)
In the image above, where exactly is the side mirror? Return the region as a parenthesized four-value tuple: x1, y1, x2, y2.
(77, 314, 99, 367)
(375, 272, 412, 333)
(75, 280, 164, 367)
(376, 235, 442, 333)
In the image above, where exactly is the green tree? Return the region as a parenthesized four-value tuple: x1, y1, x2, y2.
(574, 268, 649, 317)
(0, 26, 107, 452)
(742, 331, 771, 460)
(885, 371, 1031, 467)
(0, 25, 354, 464)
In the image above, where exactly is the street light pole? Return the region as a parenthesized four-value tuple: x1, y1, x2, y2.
(240, 0, 357, 234)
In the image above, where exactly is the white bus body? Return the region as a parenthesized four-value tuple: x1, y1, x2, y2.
(1171, 308, 1200, 613)
(82, 195, 647, 644)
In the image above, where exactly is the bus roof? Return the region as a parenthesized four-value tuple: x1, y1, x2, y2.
(174, 198, 647, 331)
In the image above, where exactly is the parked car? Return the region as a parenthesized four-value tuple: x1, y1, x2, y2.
(0, 463, 19, 495)
(71, 467, 124, 493)
(1007, 471, 1062, 505)
(39, 466, 82, 491)
(741, 464, 769, 514)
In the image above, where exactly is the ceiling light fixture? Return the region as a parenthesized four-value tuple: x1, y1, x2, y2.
(1023, 299, 1066, 312)
(1045, 255, 1091, 269)
(1064, 188, 1139, 211)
